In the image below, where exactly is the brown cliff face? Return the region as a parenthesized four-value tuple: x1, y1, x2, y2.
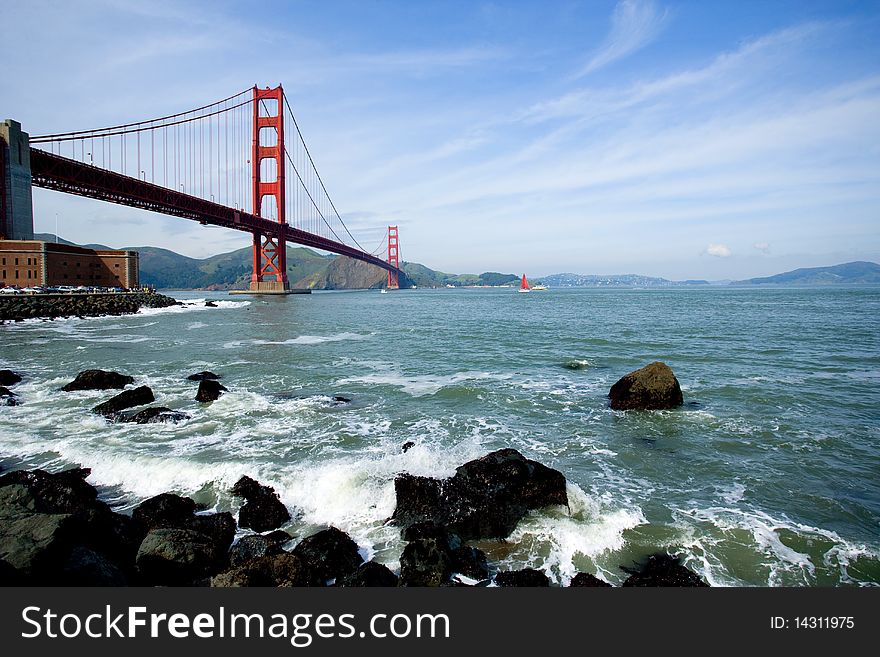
(295, 256, 402, 290)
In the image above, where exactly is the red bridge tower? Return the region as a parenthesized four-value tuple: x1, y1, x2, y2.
(249, 85, 289, 293)
(387, 225, 399, 289)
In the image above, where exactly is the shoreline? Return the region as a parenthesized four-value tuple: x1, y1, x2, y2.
(0, 291, 179, 323)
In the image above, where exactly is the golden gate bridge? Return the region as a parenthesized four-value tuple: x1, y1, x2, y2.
(12, 85, 402, 292)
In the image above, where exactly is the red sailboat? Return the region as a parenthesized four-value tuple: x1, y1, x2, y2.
(518, 273, 531, 293)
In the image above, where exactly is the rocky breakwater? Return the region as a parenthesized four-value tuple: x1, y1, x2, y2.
(0, 291, 179, 322)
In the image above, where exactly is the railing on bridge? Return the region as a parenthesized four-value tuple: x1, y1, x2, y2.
(26, 85, 400, 293)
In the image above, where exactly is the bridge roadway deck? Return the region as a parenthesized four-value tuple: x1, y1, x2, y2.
(28, 149, 399, 276)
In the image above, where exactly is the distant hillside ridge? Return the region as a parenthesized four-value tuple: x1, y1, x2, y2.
(735, 261, 880, 285)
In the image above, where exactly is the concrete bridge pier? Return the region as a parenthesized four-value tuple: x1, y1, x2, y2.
(0, 119, 34, 241)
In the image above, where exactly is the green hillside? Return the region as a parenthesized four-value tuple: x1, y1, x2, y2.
(736, 261, 880, 285)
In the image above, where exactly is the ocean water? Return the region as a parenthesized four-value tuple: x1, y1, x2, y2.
(1, 286, 878, 586)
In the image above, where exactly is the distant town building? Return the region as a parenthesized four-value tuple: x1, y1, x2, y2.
(0, 240, 139, 288)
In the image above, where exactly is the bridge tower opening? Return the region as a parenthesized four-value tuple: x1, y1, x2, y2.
(387, 225, 399, 289)
(248, 85, 289, 294)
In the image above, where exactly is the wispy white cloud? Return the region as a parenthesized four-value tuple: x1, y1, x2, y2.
(754, 242, 770, 253)
(576, 0, 668, 78)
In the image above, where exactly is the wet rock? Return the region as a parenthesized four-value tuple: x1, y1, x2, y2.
(0, 468, 142, 575)
(188, 512, 236, 549)
(61, 369, 134, 392)
(121, 406, 189, 424)
(0, 467, 99, 516)
(136, 528, 228, 585)
(608, 361, 683, 411)
(621, 553, 709, 587)
(211, 553, 312, 587)
(392, 448, 568, 541)
(204, 301, 218, 307)
(340, 560, 399, 587)
(196, 379, 227, 402)
(0, 370, 22, 386)
(132, 493, 197, 529)
(0, 484, 81, 581)
(231, 475, 291, 532)
(93, 386, 154, 416)
(187, 371, 220, 381)
(451, 546, 489, 580)
(402, 441, 415, 453)
(61, 545, 128, 586)
(495, 568, 550, 587)
(292, 527, 363, 585)
(399, 538, 453, 587)
(570, 572, 612, 587)
(229, 534, 286, 568)
(392, 475, 443, 531)
(131, 492, 235, 550)
(0, 386, 18, 406)
(332, 395, 351, 403)
(263, 529, 294, 546)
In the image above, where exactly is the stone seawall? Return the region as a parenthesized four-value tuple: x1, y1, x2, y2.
(0, 292, 178, 322)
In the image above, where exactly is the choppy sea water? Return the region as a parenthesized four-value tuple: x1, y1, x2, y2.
(1, 286, 878, 586)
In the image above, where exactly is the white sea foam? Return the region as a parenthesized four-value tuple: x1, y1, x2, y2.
(337, 370, 511, 397)
(671, 505, 879, 586)
(223, 332, 371, 349)
(504, 483, 646, 584)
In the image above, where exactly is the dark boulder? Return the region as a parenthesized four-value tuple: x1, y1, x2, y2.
(292, 527, 363, 585)
(136, 528, 228, 585)
(0, 386, 18, 406)
(229, 534, 287, 568)
(399, 538, 453, 587)
(340, 560, 399, 587)
(608, 361, 683, 411)
(211, 553, 312, 587)
(0, 484, 82, 581)
(451, 545, 489, 580)
(132, 493, 197, 529)
(495, 568, 550, 587)
(391, 475, 443, 531)
(0, 468, 142, 576)
(61, 546, 128, 586)
(231, 475, 291, 532)
(0, 369, 22, 386)
(130, 492, 234, 548)
(93, 386, 155, 416)
(61, 369, 134, 392)
(0, 467, 98, 516)
(188, 512, 236, 549)
(204, 301, 218, 307)
(392, 448, 568, 541)
(332, 395, 351, 403)
(621, 554, 708, 587)
(196, 379, 227, 402)
(121, 406, 189, 424)
(570, 572, 612, 587)
(399, 522, 486, 579)
(187, 371, 220, 381)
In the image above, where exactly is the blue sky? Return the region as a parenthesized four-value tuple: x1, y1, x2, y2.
(2, 0, 878, 279)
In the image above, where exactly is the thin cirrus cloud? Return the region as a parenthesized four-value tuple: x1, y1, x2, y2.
(575, 0, 669, 78)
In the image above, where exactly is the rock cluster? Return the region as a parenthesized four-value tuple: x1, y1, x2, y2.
(0, 453, 709, 587)
(0, 292, 178, 323)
